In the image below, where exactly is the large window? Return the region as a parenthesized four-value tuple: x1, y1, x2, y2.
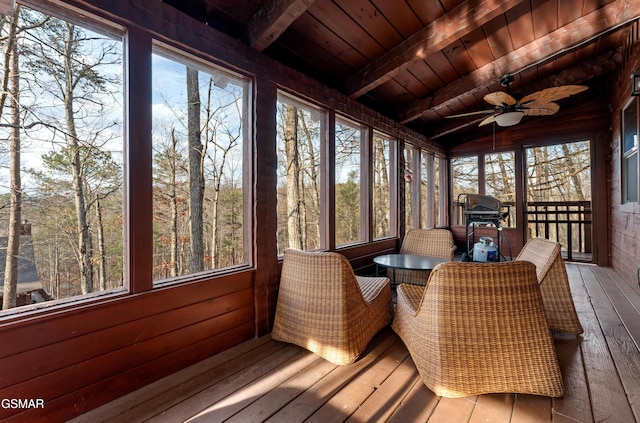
(372, 133, 392, 239)
(335, 118, 362, 246)
(0, 6, 124, 310)
(526, 142, 591, 203)
(276, 94, 324, 254)
(622, 98, 638, 203)
(151, 48, 249, 283)
(526, 141, 592, 258)
(404, 146, 416, 229)
(404, 147, 446, 230)
(451, 153, 515, 227)
(485, 151, 516, 225)
(451, 155, 479, 200)
(434, 156, 446, 227)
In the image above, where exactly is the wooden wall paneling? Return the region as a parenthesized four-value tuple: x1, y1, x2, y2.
(608, 41, 640, 290)
(7, 321, 256, 423)
(0, 270, 253, 360)
(0, 279, 255, 421)
(1, 304, 254, 416)
(0, 288, 254, 390)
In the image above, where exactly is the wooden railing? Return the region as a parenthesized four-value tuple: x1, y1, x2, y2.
(526, 201, 592, 262)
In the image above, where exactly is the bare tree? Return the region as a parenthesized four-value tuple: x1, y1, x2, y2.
(187, 67, 204, 273)
(283, 104, 303, 250)
(2, 8, 20, 309)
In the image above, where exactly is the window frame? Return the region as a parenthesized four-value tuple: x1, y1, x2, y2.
(371, 131, 396, 240)
(622, 97, 639, 204)
(149, 41, 253, 285)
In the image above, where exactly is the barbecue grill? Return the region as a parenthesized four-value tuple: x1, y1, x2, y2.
(460, 194, 510, 262)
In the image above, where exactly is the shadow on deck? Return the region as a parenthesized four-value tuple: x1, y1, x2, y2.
(72, 264, 640, 423)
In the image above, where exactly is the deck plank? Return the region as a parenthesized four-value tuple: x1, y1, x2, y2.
(590, 267, 640, 421)
(263, 329, 398, 423)
(305, 340, 409, 423)
(184, 347, 322, 422)
(71, 263, 640, 423)
(468, 393, 514, 422)
(386, 373, 440, 422)
(146, 344, 306, 422)
(426, 396, 478, 422)
(579, 265, 637, 423)
(223, 357, 337, 422)
(511, 394, 552, 422)
(553, 333, 593, 422)
(68, 336, 276, 423)
(345, 355, 421, 422)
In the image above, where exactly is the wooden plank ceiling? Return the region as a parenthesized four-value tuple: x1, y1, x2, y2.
(163, 0, 640, 145)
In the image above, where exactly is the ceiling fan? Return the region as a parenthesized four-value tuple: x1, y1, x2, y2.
(447, 74, 588, 127)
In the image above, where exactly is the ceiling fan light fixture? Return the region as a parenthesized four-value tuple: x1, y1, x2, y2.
(494, 111, 524, 127)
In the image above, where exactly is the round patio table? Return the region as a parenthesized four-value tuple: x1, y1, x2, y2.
(373, 254, 448, 287)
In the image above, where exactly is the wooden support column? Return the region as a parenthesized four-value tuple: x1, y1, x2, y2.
(253, 76, 279, 336)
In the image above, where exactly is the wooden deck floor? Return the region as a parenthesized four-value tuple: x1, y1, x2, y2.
(72, 264, 640, 423)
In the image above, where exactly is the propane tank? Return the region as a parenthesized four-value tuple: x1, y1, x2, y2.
(473, 237, 498, 262)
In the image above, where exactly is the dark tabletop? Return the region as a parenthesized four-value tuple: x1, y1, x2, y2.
(373, 254, 447, 271)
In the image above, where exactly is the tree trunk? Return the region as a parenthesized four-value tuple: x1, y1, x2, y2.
(95, 197, 107, 291)
(2, 33, 20, 310)
(64, 23, 93, 294)
(562, 143, 586, 200)
(187, 67, 204, 272)
(0, 5, 19, 119)
(299, 114, 320, 246)
(374, 139, 389, 236)
(170, 129, 179, 278)
(284, 105, 303, 250)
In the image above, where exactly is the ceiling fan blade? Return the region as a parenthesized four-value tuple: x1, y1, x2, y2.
(520, 85, 588, 104)
(484, 91, 516, 106)
(446, 109, 495, 118)
(521, 101, 560, 116)
(478, 114, 498, 126)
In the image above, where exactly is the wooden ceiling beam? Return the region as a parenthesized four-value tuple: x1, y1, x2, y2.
(343, 0, 527, 98)
(244, 0, 316, 52)
(398, 0, 640, 124)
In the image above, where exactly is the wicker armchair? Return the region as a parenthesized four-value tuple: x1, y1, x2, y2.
(272, 249, 393, 365)
(515, 237, 583, 334)
(392, 261, 564, 398)
(393, 228, 456, 286)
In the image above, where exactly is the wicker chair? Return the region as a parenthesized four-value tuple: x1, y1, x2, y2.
(272, 249, 393, 365)
(393, 228, 456, 286)
(392, 261, 564, 398)
(515, 237, 583, 334)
